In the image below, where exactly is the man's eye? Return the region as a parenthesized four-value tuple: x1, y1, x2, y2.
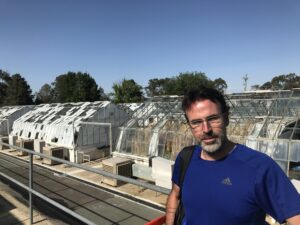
(192, 120, 203, 125)
(207, 116, 221, 123)
(208, 116, 218, 121)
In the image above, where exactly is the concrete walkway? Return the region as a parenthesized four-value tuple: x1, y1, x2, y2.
(0, 152, 165, 225)
(0, 179, 68, 225)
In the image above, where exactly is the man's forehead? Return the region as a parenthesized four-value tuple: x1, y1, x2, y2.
(188, 99, 221, 111)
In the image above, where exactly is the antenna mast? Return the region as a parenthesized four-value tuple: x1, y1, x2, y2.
(243, 74, 248, 91)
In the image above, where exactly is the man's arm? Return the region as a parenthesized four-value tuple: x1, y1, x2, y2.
(287, 214, 300, 225)
(165, 183, 180, 225)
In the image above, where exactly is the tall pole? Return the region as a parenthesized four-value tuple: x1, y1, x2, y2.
(29, 153, 33, 225)
(243, 74, 249, 91)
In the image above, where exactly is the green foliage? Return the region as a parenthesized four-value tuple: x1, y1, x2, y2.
(145, 78, 172, 97)
(172, 72, 212, 95)
(212, 78, 227, 93)
(146, 72, 227, 96)
(35, 83, 54, 104)
(259, 81, 272, 90)
(3, 74, 33, 105)
(112, 79, 144, 103)
(260, 73, 300, 90)
(52, 71, 102, 103)
(0, 70, 11, 106)
(98, 86, 110, 101)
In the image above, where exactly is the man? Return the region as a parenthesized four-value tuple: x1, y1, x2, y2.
(166, 88, 300, 225)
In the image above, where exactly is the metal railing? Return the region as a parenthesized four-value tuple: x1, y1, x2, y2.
(0, 141, 170, 225)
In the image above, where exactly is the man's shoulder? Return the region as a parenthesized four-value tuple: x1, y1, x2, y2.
(177, 145, 196, 160)
(177, 145, 196, 154)
(234, 144, 274, 168)
(181, 145, 196, 153)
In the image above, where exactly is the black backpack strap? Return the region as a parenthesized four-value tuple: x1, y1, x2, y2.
(178, 145, 195, 197)
(174, 145, 195, 225)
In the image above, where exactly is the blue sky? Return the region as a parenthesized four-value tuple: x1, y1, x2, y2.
(0, 0, 299, 94)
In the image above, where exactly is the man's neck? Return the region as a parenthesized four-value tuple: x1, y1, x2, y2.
(200, 140, 236, 161)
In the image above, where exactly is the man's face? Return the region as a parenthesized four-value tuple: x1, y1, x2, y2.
(185, 99, 227, 154)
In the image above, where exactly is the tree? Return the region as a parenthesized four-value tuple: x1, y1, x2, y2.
(173, 72, 213, 95)
(260, 81, 272, 90)
(146, 72, 228, 97)
(283, 73, 300, 89)
(260, 73, 300, 90)
(35, 83, 54, 104)
(0, 70, 11, 106)
(145, 78, 173, 97)
(52, 71, 102, 102)
(212, 78, 227, 93)
(98, 86, 110, 101)
(112, 79, 144, 103)
(3, 74, 33, 105)
(271, 75, 287, 90)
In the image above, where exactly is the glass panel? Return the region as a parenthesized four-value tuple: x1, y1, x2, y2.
(273, 141, 289, 160)
(290, 142, 300, 162)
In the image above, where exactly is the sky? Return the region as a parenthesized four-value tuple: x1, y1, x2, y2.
(0, 0, 299, 94)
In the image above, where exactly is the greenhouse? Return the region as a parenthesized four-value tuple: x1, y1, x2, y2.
(114, 96, 194, 162)
(10, 101, 129, 163)
(113, 89, 300, 178)
(227, 88, 300, 175)
(0, 105, 33, 136)
(0, 88, 299, 179)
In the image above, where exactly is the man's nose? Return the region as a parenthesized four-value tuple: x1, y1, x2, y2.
(202, 120, 212, 133)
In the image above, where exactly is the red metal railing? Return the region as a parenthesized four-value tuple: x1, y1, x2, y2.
(144, 215, 166, 225)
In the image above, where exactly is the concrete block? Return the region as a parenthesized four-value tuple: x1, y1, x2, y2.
(155, 177, 172, 189)
(132, 164, 154, 181)
(76, 148, 107, 163)
(34, 139, 46, 159)
(151, 157, 174, 189)
(102, 157, 133, 186)
(42, 146, 64, 165)
(9, 135, 18, 146)
(152, 157, 174, 179)
(16, 139, 34, 156)
(0, 136, 9, 150)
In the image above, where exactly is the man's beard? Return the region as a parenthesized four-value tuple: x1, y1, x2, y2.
(199, 131, 225, 154)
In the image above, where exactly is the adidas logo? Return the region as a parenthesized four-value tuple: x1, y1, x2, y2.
(222, 177, 232, 186)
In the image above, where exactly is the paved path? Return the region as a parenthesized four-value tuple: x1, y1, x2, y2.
(0, 179, 69, 225)
(0, 153, 164, 225)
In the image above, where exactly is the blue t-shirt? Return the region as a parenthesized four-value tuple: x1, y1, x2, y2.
(172, 144, 300, 225)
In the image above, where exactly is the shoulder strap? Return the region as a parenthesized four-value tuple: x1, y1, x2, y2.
(178, 145, 195, 198)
